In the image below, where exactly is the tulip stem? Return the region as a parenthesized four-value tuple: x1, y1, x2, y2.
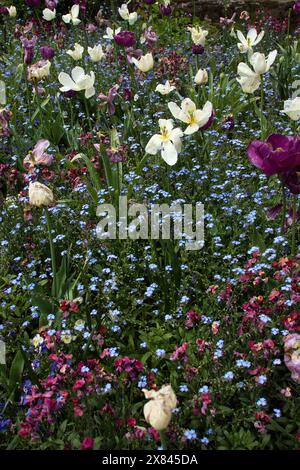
(159, 431, 168, 450)
(291, 195, 297, 258)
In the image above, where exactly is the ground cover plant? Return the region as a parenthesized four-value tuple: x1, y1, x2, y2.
(0, 0, 300, 451)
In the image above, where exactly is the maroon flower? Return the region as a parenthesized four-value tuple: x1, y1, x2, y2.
(0, 6, 8, 14)
(81, 437, 94, 450)
(201, 109, 215, 131)
(294, 1, 300, 14)
(40, 45, 55, 60)
(281, 171, 300, 194)
(144, 0, 155, 4)
(114, 31, 136, 48)
(25, 0, 41, 7)
(160, 4, 172, 16)
(247, 134, 300, 176)
(192, 44, 204, 55)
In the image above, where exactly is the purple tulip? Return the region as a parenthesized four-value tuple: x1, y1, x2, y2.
(45, 0, 58, 9)
(294, 1, 300, 14)
(114, 31, 136, 48)
(281, 171, 300, 194)
(0, 6, 8, 14)
(40, 45, 55, 60)
(160, 4, 172, 16)
(192, 44, 204, 55)
(25, 0, 41, 8)
(98, 85, 119, 115)
(144, 0, 156, 4)
(247, 134, 300, 176)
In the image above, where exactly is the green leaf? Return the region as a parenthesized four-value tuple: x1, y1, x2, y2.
(8, 350, 25, 396)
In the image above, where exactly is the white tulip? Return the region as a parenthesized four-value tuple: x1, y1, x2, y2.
(118, 4, 138, 25)
(194, 69, 208, 85)
(88, 44, 105, 62)
(250, 50, 277, 74)
(62, 4, 81, 25)
(132, 53, 154, 73)
(58, 66, 95, 99)
(155, 80, 176, 95)
(66, 43, 84, 61)
(236, 28, 264, 54)
(283, 97, 300, 121)
(29, 182, 54, 207)
(187, 26, 208, 46)
(168, 98, 213, 135)
(8, 6, 17, 17)
(103, 27, 121, 40)
(143, 400, 172, 431)
(145, 119, 183, 166)
(42, 8, 56, 21)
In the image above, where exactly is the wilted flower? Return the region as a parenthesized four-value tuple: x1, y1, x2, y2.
(219, 13, 236, 28)
(143, 385, 177, 431)
(283, 97, 300, 121)
(194, 69, 208, 85)
(88, 44, 105, 62)
(140, 27, 158, 47)
(28, 182, 54, 207)
(247, 134, 300, 176)
(0, 108, 12, 136)
(145, 118, 183, 165)
(240, 10, 250, 20)
(132, 52, 154, 72)
(67, 43, 84, 61)
(187, 25, 208, 46)
(62, 4, 81, 25)
(23, 140, 54, 171)
(42, 8, 56, 21)
(114, 31, 135, 47)
(155, 80, 176, 95)
(168, 98, 213, 134)
(28, 60, 51, 81)
(236, 28, 264, 54)
(98, 84, 119, 115)
(284, 334, 300, 383)
(118, 3, 138, 25)
(58, 66, 95, 99)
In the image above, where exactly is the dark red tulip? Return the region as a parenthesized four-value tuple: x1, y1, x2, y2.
(201, 110, 215, 131)
(0, 6, 8, 14)
(114, 31, 136, 48)
(192, 44, 204, 55)
(247, 134, 300, 176)
(281, 171, 300, 194)
(160, 4, 172, 16)
(26, 0, 41, 8)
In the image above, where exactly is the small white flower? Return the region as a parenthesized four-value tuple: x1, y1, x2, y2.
(132, 53, 154, 73)
(118, 3, 138, 25)
(145, 119, 183, 166)
(283, 97, 300, 121)
(103, 26, 121, 40)
(194, 69, 208, 85)
(88, 44, 105, 62)
(58, 66, 95, 99)
(155, 80, 176, 95)
(62, 4, 81, 25)
(168, 98, 213, 135)
(42, 8, 56, 21)
(66, 43, 84, 61)
(236, 28, 264, 54)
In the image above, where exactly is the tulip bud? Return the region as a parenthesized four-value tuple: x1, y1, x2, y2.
(143, 400, 172, 431)
(8, 6, 17, 17)
(28, 182, 54, 207)
(194, 69, 208, 85)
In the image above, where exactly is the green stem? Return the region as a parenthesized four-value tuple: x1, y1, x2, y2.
(281, 181, 287, 234)
(159, 430, 168, 450)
